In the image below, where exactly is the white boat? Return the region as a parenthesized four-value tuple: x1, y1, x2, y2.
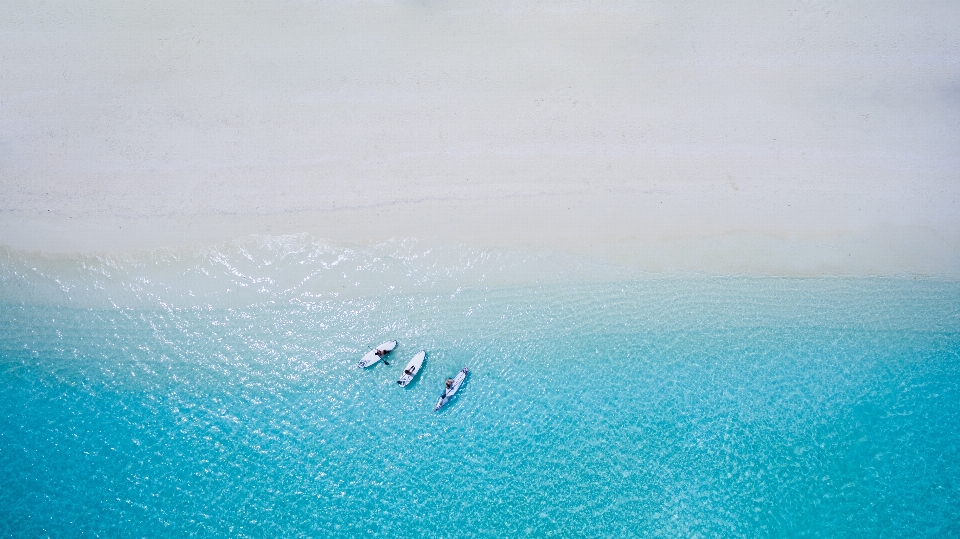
(357, 340, 397, 368)
(434, 367, 469, 411)
(397, 350, 426, 387)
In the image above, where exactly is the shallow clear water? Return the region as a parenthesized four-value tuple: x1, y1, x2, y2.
(1, 237, 959, 537)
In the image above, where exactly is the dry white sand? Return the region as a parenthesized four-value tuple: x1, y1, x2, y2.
(2, 1, 958, 275)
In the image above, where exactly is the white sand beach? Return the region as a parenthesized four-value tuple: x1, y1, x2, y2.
(2, 1, 958, 275)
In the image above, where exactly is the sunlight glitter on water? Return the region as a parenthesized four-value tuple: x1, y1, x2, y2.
(1, 237, 958, 537)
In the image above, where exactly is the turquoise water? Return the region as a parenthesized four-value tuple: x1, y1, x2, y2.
(1, 237, 959, 537)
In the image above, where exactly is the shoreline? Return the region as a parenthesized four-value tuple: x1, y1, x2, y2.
(2, 200, 957, 278)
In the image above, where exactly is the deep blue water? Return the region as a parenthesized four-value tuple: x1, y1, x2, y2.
(1, 238, 958, 537)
